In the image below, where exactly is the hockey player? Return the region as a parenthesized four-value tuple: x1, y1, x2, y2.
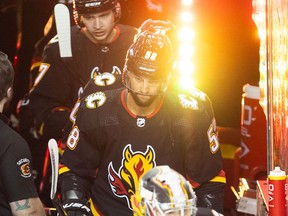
(131, 165, 223, 216)
(0, 51, 46, 216)
(29, 0, 137, 140)
(59, 20, 226, 215)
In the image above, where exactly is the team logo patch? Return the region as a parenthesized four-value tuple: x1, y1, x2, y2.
(136, 117, 146, 127)
(190, 89, 206, 101)
(91, 66, 121, 86)
(178, 94, 199, 110)
(85, 91, 106, 109)
(108, 144, 156, 209)
(17, 158, 32, 178)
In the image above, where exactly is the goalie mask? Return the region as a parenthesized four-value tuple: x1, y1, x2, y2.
(123, 20, 176, 96)
(131, 166, 198, 216)
(73, 0, 121, 27)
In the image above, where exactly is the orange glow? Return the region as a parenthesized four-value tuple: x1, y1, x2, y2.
(178, 59, 194, 74)
(178, 43, 194, 59)
(255, 0, 288, 172)
(179, 11, 194, 23)
(181, 0, 193, 7)
(178, 77, 195, 91)
(176, 0, 195, 90)
(177, 27, 195, 42)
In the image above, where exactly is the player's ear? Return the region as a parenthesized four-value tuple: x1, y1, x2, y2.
(6, 87, 13, 99)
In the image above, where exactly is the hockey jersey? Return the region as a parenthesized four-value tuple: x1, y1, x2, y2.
(29, 24, 137, 139)
(62, 87, 225, 215)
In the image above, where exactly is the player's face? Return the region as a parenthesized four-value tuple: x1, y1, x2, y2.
(130, 91, 158, 107)
(128, 71, 164, 95)
(82, 9, 115, 43)
(128, 71, 164, 107)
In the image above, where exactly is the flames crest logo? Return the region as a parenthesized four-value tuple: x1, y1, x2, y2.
(108, 144, 156, 209)
(17, 158, 32, 178)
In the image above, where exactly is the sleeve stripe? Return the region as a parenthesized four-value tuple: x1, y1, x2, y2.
(209, 176, 226, 184)
(59, 166, 70, 175)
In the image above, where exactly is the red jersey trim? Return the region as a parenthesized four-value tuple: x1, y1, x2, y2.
(120, 89, 164, 118)
(110, 26, 120, 43)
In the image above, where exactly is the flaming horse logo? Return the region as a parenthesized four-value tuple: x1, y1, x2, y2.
(108, 144, 156, 209)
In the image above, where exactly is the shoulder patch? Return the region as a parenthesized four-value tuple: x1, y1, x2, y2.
(85, 91, 107, 109)
(189, 88, 207, 101)
(17, 158, 32, 178)
(178, 94, 199, 110)
(90, 66, 120, 86)
(178, 89, 207, 110)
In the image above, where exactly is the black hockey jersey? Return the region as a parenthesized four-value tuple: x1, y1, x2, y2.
(29, 24, 137, 139)
(62, 87, 225, 215)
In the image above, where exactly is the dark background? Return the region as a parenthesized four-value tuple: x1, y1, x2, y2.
(0, 0, 260, 128)
(0, 1, 260, 213)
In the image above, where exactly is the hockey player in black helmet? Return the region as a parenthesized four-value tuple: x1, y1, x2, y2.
(73, 0, 121, 43)
(27, 0, 137, 204)
(59, 19, 225, 215)
(29, 0, 137, 141)
(73, 0, 121, 23)
(123, 19, 175, 96)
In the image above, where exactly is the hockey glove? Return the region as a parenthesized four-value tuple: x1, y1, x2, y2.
(62, 199, 92, 216)
(195, 182, 225, 214)
(60, 171, 93, 216)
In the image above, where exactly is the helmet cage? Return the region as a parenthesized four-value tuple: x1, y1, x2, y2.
(144, 199, 197, 216)
(131, 166, 198, 216)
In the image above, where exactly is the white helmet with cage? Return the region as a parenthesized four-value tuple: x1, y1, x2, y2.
(131, 166, 198, 216)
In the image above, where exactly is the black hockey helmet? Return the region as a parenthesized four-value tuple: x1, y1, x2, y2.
(130, 166, 197, 216)
(73, 0, 121, 27)
(123, 19, 176, 95)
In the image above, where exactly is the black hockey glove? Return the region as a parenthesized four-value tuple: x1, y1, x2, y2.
(194, 182, 225, 214)
(62, 199, 92, 216)
(60, 171, 93, 216)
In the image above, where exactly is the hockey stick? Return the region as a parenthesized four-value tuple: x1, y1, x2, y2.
(38, 3, 72, 201)
(54, 3, 72, 58)
(48, 139, 68, 216)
